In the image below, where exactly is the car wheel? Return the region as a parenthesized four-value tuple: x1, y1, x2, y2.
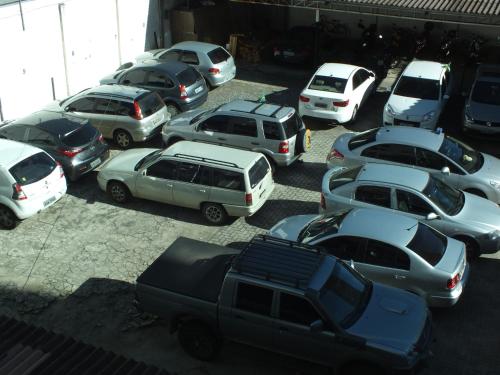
(0, 205, 17, 230)
(166, 104, 180, 118)
(350, 105, 359, 123)
(178, 321, 221, 361)
(202, 203, 228, 225)
(464, 188, 487, 199)
(107, 181, 131, 204)
(455, 235, 480, 261)
(113, 129, 133, 149)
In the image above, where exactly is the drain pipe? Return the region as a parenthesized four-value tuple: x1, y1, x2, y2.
(58, 3, 70, 96)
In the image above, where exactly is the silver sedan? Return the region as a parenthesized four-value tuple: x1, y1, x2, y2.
(269, 208, 469, 307)
(320, 163, 500, 259)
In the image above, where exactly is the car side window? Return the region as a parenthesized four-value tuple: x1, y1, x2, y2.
(263, 121, 282, 140)
(352, 71, 362, 90)
(94, 98, 112, 114)
(235, 283, 273, 316)
(212, 168, 244, 191)
(108, 100, 133, 116)
(359, 69, 370, 82)
(26, 128, 56, 146)
(415, 148, 447, 170)
(355, 186, 391, 208)
(160, 50, 181, 62)
(146, 71, 170, 88)
(364, 239, 410, 270)
(181, 51, 199, 65)
(124, 69, 147, 85)
(67, 97, 96, 113)
(199, 115, 230, 133)
(146, 160, 176, 179)
(361, 144, 416, 165)
(0, 125, 27, 141)
(318, 236, 365, 262)
(396, 190, 433, 216)
(279, 293, 321, 326)
(229, 117, 258, 137)
(176, 162, 200, 183)
(192, 165, 211, 185)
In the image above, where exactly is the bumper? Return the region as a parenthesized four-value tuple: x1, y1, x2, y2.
(130, 123, 165, 142)
(66, 147, 110, 181)
(223, 184, 275, 217)
(273, 153, 301, 167)
(179, 91, 208, 112)
(299, 105, 352, 124)
(208, 68, 236, 87)
(383, 114, 438, 130)
(427, 263, 470, 307)
(13, 183, 67, 220)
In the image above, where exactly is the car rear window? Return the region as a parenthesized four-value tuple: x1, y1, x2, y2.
(348, 128, 378, 150)
(394, 76, 439, 100)
(281, 113, 301, 139)
(309, 75, 347, 93)
(329, 166, 362, 190)
(207, 47, 231, 64)
(9, 152, 57, 186)
(471, 81, 500, 105)
(177, 67, 201, 87)
(137, 92, 165, 117)
(62, 124, 98, 147)
(407, 223, 447, 266)
(249, 157, 270, 189)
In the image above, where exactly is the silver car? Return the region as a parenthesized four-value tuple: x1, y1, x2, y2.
(269, 208, 469, 307)
(320, 163, 500, 259)
(327, 126, 500, 203)
(136, 41, 236, 88)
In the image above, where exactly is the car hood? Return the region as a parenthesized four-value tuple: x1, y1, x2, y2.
(268, 214, 319, 241)
(468, 101, 500, 123)
(388, 95, 438, 116)
(348, 283, 427, 353)
(101, 148, 158, 173)
(474, 153, 500, 182)
(454, 192, 500, 232)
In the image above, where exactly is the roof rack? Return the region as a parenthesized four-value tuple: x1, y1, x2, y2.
(232, 235, 324, 290)
(269, 105, 286, 118)
(249, 102, 266, 114)
(173, 153, 240, 169)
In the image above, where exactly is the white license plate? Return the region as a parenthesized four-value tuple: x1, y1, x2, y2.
(315, 103, 327, 109)
(90, 158, 101, 169)
(43, 196, 56, 207)
(195, 86, 203, 94)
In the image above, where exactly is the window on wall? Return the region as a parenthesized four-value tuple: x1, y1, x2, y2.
(235, 283, 273, 316)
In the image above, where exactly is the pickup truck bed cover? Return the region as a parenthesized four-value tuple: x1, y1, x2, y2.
(137, 237, 240, 302)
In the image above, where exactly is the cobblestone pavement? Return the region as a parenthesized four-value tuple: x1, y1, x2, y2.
(1, 63, 500, 375)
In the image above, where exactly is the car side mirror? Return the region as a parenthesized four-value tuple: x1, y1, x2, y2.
(426, 212, 439, 220)
(65, 106, 72, 112)
(309, 320, 324, 333)
(441, 166, 450, 175)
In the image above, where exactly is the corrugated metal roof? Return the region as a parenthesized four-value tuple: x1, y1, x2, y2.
(0, 315, 170, 375)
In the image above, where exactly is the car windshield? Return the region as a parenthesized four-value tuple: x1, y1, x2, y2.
(137, 92, 165, 117)
(347, 128, 378, 150)
(298, 210, 351, 243)
(9, 152, 57, 186)
(422, 175, 464, 216)
(309, 75, 347, 93)
(134, 149, 162, 171)
(471, 80, 500, 105)
(438, 136, 483, 174)
(393, 76, 439, 100)
(407, 223, 447, 266)
(320, 262, 371, 329)
(207, 47, 231, 64)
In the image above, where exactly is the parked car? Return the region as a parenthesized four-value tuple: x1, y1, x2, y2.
(0, 111, 109, 181)
(326, 126, 500, 203)
(269, 208, 469, 307)
(45, 85, 170, 149)
(100, 60, 208, 117)
(298, 63, 376, 124)
(136, 235, 433, 373)
(0, 139, 67, 229)
(136, 41, 236, 88)
(97, 141, 274, 224)
(272, 26, 316, 65)
(463, 64, 500, 134)
(161, 100, 311, 172)
(321, 163, 500, 259)
(383, 60, 451, 129)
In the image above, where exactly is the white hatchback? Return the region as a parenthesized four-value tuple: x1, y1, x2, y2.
(298, 63, 376, 124)
(0, 139, 67, 229)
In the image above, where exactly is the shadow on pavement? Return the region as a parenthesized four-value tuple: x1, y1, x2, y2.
(245, 199, 319, 230)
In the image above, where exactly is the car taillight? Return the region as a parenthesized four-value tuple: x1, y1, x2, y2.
(278, 141, 289, 154)
(333, 99, 349, 107)
(208, 68, 220, 74)
(98, 133, 104, 143)
(447, 274, 460, 289)
(327, 148, 344, 160)
(12, 183, 27, 200)
(132, 100, 143, 120)
(245, 193, 253, 206)
(56, 161, 65, 178)
(58, 147, 82, 158)
(299, 95, 310, 103)
(320, 192, 326, 210)
(179, 84, 188, 100)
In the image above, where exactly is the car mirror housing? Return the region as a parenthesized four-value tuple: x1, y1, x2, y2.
(310, 319, 324, 333)
(441, 166, 451, 175)
(426, 212, 439, 220)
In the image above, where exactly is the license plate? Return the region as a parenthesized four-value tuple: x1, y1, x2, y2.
(43, 196, 56, 207)
(195, 86, 203, 94)
(90, 158, 101, 169)
(399, 121, 415, 127)
(315, 103, 327, 109)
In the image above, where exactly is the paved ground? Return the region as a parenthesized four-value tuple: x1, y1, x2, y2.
(1, 61, 500, 375)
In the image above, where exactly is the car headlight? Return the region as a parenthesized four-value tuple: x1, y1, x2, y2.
(490, 180, 500, 190)
(385, 104, 396, 116)
(488, 229, 500, 240)
(423, 111, 436, 122)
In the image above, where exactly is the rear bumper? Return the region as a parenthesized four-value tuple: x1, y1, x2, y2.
(65, 147, 110, 181)
(179, 91, 208, 112)
(427, 263, 470, 307)
(273, 153, 301, 167)
(299, 105, 352, 124)
(13, 182, 67, 220)
(207, 68, 236, 87)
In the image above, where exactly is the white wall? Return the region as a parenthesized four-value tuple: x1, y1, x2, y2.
(0, 0, 154, 121)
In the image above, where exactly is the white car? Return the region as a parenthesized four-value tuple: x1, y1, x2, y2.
(298, 63, 376, 124)
(0, 139, 67, 229)
(383, 60, 451, 129)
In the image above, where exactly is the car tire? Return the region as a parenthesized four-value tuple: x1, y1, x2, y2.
(295, 128, 311, 154)
(178, 321, 221, 361)
(464, 188, 487, 199)
(113, 129, 133, 149)
(0, 205, 18, 230)
(455, 235, 480, 261)
(107, 181, 131, 204)
(350, 105, 359, 124)
(166, 104, 180, 118)
(202, 203, 228, 225)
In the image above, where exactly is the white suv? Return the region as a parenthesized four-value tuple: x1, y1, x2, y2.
(383, 60, 451, 129)
(0, 139, 67, 229)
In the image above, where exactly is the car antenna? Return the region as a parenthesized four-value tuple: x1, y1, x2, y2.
(405, 223, 418, 231)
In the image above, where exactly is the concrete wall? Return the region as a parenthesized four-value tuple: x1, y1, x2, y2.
(0, 0, 159, 121)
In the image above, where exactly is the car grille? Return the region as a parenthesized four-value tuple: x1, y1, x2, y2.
(394, 119, 420, 127)
(474, 120, 500, 127)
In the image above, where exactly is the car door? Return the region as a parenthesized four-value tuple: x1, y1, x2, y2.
(134, 159, 175, 203)
(353, 185, 393, 211)
(312, 236, 366, 267)
(274, 292, 340, 367)
(105, 99, 131, 138)
(226, 115, 259, 150)
(65, 97, 105, 132)
(360, 143, 417, 167)
(120, 68, 147, 88)
(210, 167, 246, 207)
(415, 147, 463, 188)
(92, 98, 116, 136)
(170, 162, 210, 209)
(194, 114, 231, 144)
(143, 70, 176, 102)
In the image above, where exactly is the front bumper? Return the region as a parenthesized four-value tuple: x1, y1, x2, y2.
(383, 113, 438, 130)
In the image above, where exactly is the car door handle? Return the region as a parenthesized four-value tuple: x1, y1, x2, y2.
(217, 137, 226, 141)
(394, 275, 406, 279)
(251, 142, 260, 145)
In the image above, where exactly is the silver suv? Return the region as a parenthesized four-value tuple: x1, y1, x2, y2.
(46, 85, 170, 149)
(161, 100, 311, 171)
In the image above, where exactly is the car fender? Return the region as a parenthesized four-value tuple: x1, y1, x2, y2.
(0, 196, 18, 217)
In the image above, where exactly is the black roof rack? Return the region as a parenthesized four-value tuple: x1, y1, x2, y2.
(232, 235, 324, 290)
(269, 105, 286, 118)
(173, 153, 240, 169)
(249, 102, 266, 114)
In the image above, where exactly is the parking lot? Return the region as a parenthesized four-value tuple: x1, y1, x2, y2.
(1, 61, 500, 375)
